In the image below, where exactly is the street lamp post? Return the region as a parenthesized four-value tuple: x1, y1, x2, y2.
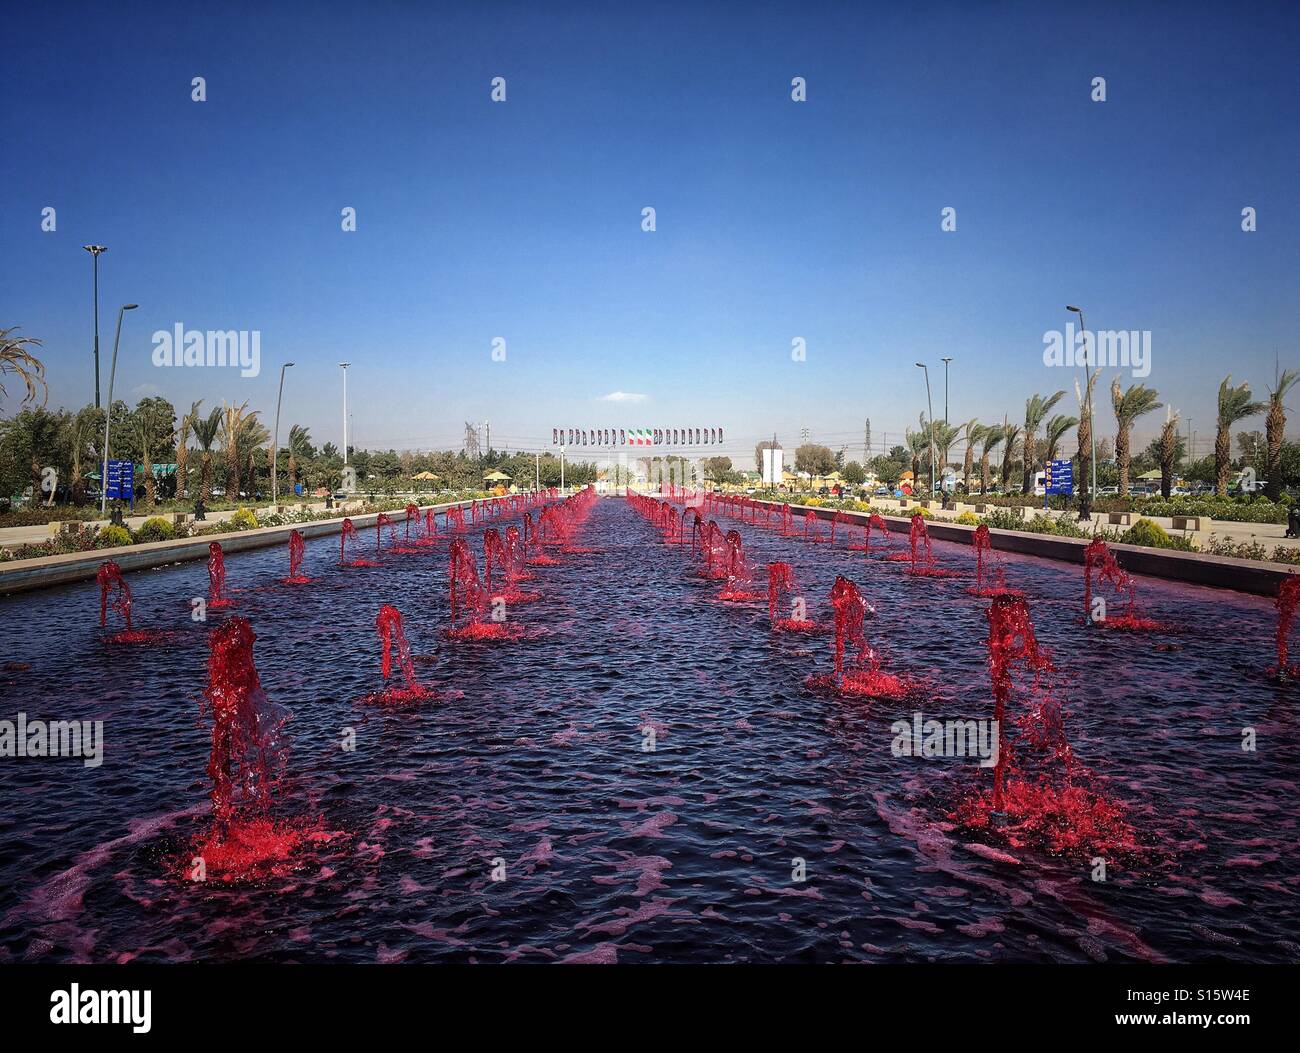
(916, 362, 937, 496)
(271, 362, 295, 504)
(83, 245, 107, 407)
(339, 362, 350, 465)
(1067, 306, 1097, 502)
(100, 304, 139, 515)
(941, 356, 953, 424)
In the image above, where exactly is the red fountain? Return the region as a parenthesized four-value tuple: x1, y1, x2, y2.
(865, 512, 893, 557)
(967, 523, 1018, 598)
(284, 529, 311, 584)
(780, 505, 794, 537)
(717, 530, 763, 601)
(903, 513, 961, 577)
(97, 560, 132, 632)
(340, 518, 378, 567)
(446, 506, 466, 532)
(375, 513, 399, 555)
(1272, 577, 1300, 679)
(447, 538, 514, 640)
(96, 560, 163, 643)
(802, 509, 826, 543)
(806, 576, 911, 698)
(525, 512, 559, 566)
(192, 617, 313, 881)
(1083, 537, 1160, 630)
(208, 541, 232, 608)
(369, 604, 435, 703)
(949, 594, 1139, 857)
(696, 520, 729, 580)
(767, 561, 819, 632)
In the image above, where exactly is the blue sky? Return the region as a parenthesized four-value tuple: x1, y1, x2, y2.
(3, 1, 1297, 464)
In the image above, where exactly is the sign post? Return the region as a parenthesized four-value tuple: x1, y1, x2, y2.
(106, 459, 135, 510)
(1044, 458, 1074, 509)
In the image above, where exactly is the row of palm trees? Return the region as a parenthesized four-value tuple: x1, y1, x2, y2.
(175, 402, 314, 503)
(905, 371, 1297, 500)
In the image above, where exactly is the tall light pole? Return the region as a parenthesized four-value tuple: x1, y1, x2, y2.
(1066, 306, 1097, 500)
(916, 362, 937, 496)
(339, 362, 350, 465)
(83, 245, 107, 407)
(271, 361, 295, 503)
(560, 444, 566, 492)
(941, 356, 953, 424)
(100, 303, 139, 515)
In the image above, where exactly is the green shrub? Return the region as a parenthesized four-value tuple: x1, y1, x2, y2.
(1119, 517, 1197, 551)
(135, 516, 175, 543)
(96, 525, 133, 549)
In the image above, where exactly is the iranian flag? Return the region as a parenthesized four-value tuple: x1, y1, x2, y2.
(630, 428, 651, 446)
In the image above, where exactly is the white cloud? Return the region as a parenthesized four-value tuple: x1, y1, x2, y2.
(599, 391, 648, 403)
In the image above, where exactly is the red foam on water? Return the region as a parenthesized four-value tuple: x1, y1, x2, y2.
(949, 777, 1141, 858)
(188, 817, 339, 884)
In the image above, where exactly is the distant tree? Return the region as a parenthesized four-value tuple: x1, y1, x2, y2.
(794, 443, 835, 477)
(841, 460, 865, 485)
(702, 456, 733, 482)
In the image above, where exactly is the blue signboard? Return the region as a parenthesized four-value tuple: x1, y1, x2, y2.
(1044, 458, 1073, 496)
(106, 459, 135, 502)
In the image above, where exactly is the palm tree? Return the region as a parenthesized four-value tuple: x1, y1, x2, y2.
(1042, 414, 1078, 465)
(238, 417, 270, 497)
(0, 327, 47, 407)
(1110, 377, 1162, 497)
(1074, 372, 1099, 500)
(1265, 368, 1299, 500)
(175, 400, 201, 501)
(931, 419, 959, 491)
(221, 401, 258, 498)
(1000, 419, 1022, 490)
(287, 424, 312, 494)
(959, 418, 980, 491)
(192, 407, 224, 503)
(905, 426, 927, 494)
(1215, 376, 1265, 496)
(1159, 410, 1181, 499)
(132, 413, 159, 507)
(1022, 391, 1066, 493)
(67, 407, 100, 505)
(979, 425, 1004, 495)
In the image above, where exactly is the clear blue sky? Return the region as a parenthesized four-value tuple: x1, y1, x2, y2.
(3, 1, 1297, 464)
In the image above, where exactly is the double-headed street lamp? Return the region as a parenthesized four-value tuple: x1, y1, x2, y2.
(271, 361, 295, 504)
(100, 303, 139, 515)
(916, 362, 938, 496)
(1067, 305, 1098, 502)
(83, 245, 108, 407)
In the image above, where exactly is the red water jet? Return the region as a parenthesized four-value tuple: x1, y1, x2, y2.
(1083, 537, 1160, 630)
(284, 529, 311, 584)
(1272, 577, 1300, 679)
(369, 604, 435, 703)
(208, 542, 232, 608)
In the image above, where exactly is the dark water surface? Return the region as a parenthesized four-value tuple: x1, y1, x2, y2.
(0, 497, 1296, 963)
